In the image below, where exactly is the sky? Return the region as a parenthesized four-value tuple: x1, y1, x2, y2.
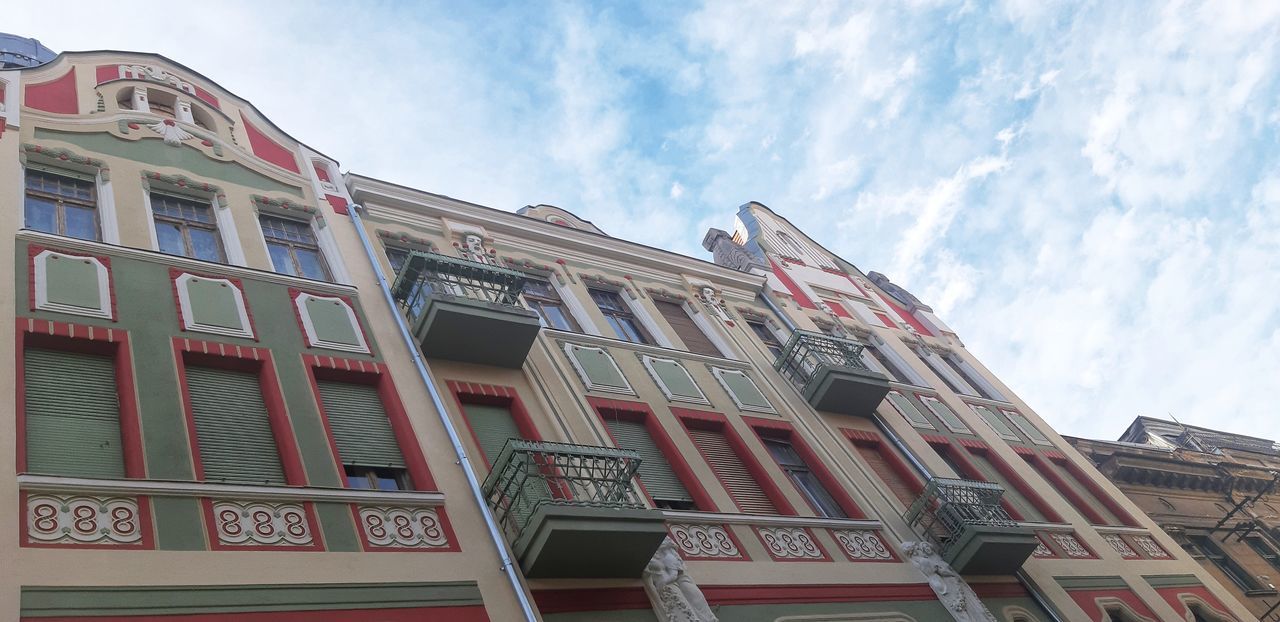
(8, 1, 1279, 442)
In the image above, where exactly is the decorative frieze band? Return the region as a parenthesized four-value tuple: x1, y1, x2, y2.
(26, 493, 142, 546)
(358, 506, 450, 549)
(757, 526, 826, 560)
(1130, 534, 1171, 559)
(1103, 533, 1139, 559)
(211, 500, 312, 547)
(669, 523, 741, 559)
(832, 529, 894, 561)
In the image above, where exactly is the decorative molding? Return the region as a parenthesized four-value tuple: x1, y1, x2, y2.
(1131, 534, 1171, 559)
(1032, 536, 1056, 558)
(22, 143, 110, 180)
(26, 493, 142, 546)
(646, 287, 689, 303)
(211, 500, 312, 547)
(1050, 532, 1093, 558)
(147, 118, 194, 146)
(1104, 534, 1139, 559)
(377, 229, 437, 251)
(32, 249, 114, 320)
(172, 272, 254, 339)
(756, 526, 826, 560)
(662, 510, 881, 531)
(252, 194, 318, 216)
(580, 272, 630, 291)
(735, 306, 769, 322)
(17, 474, 446, 506)
(639, 354, 710, 405)
(669, 523, 741, 559)
(832, 529, 895, 561)
(142, 171, 228, 207)
(292, 291, 371, 354)
(358, 506, 450, 549)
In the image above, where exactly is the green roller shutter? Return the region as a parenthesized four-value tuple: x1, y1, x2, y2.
(24, 348, 125, 478)
(316, 380, 405, 468)
(688, 427, 775, 513)
(461, 403, 523, 466)
(603, 417, 692, 507)
(186, 366, 286, 484)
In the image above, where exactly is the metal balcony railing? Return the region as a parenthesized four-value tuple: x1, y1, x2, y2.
(390, 251, 528, 319)
(480, 440, 647, 542)
(903, 478, 1018, 555)
(774, 330, 873, 388)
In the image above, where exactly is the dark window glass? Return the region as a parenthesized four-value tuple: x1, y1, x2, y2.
(151, 193, 224, 262)
(747, 320, 785, 360)
(24, 170, 99, 240)
(1190, 535, 1257, 590)
(1247, 537, 1280, 572)
(865, 344, 907, 383)
(762, 437, 846, 518)
(344, 465, 408, 491)
(943, 354, 994, 399)
(523, 278, 579, 331)
(385, 247, 410, 274)
(589, 288, 651, 344)
(261, 214, 330, 280)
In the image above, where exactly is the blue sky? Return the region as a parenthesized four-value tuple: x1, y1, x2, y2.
(10, 1, 1280, 441)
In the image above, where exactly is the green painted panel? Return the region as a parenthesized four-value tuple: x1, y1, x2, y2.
(1006, 412, 1052, 444)
(316, 380, 404, 468)
(33, 128, 304, 196)
(888, 392, 933, 428)
(1055, 575, 1129, 591)
(569, 345, 629, 390)
(922, 397, 970, 433)
(650, 358, 702, 399)
(973, 405, 1019, 440)
(149, 496, 207, 551)
(718, 369, 771, 410)
(186, 366, 286, 484)
(306, 296, 362, 347)
(43, 254, 102, 310)
(1143, 574, 1203, 588)
(21, 581, 484, 617)
(24, 348, 125, 478)
(184, 277, 243, 330)
(314, 501, 360, 552)
(602, 418, 691, 505)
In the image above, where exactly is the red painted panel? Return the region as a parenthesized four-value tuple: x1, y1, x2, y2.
(27, 605, 491, 622)
(873, 311, 896, 327)
(326, 194, 349, 215)
(769, 259, 816, 309)
(25, 67, 78, 114)
(821, 298, 851, 318)
(877, 293, 934, 336)
(1065, 588, 1159, 622)
(314, 163, 332, 182)
(94, 64, 220, 108)
(240, 112, 301, 173)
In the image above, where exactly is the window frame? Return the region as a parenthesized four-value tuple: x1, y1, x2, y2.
(589, 396, 715, 512)
(675, 408, 796, 515)
(522, 276, 581, 332)
(588, 287, 653, 344)
(150, 191, 226, 262)
(1189, 534, 1261, 591)
(23, 168, 100, 241)
(746, 417, 864, 520)
(260, 213, 332, 281)
(745, 319, 786, 360)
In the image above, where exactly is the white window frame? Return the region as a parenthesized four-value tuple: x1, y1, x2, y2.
(20, 162, 119, 245)
(255, 209, 344, 282)
(550, 278, 598, 336)
(142, 182, 245, 267)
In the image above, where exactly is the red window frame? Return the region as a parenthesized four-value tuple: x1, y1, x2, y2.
(842, 429, 924, 507)
(588, 396, 716, 512)
(745, 416, 865, 519)
(446, 380, 545, 466)
(674, 407, 796, 515)
(945, 437, 1063, 523)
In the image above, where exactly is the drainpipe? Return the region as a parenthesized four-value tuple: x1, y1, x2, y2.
(347, 204, 539, 622)
(762, 293, 1065, 622)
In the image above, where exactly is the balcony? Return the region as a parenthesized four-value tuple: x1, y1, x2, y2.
(481, 440, 668, 578)
(903, 478, 1039, 575)
(391, 252, 541, 368)
(774, 330, 890, 416)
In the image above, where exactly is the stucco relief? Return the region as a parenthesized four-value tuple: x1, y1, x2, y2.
(644, 538, 718, 622)
(903, 541, 997, 622)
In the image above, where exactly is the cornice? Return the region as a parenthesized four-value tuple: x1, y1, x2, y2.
(18, 474, 445, 506)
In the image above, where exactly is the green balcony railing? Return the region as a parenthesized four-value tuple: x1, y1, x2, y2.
(774, 330, 873, 388)
(903, 477, 1017, 555)
(390, 251, 529, 320)
(480, 440, 647, 542)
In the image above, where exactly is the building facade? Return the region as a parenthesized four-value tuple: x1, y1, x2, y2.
(1069, 418, 1280, 621)
(0, 35, 1255, 621)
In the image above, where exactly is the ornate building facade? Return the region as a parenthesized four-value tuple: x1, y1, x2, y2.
(0, 34, 1255, 621)
(1069, 417, 1280, 621)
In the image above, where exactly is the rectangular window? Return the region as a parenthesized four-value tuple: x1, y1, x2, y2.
(863, 343, 911, 384)
(850, 436, 921, 508)
(601, 412, 696, 510)
(918, 350, 974, 396)
(459, 402, 524, 467)
(23, 347, 125, 477)
(1247, 537, 1280, 573)
(686, 424, 778, 514)
(1190, 535, 1259, 590)
(522, 278, 580, 332)
(746, 320, 785, 360)
(185, 366, 286, 484)
(24, 169, 99, 241)
(943, 354, 999, 400)
(654, 300, 721, 356)
(152, 193, 224, 262)
(964, 451, 1043, 522)
(315, 379, 408, 491)
(762, 437, 846, 518)
(385, 246, 410, 274)
(261, 214, 330, 281)
(589, 288, 651, 344)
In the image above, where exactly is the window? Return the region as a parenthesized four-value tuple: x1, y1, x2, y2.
(185, 365, 286, 484)
(522, 278, 579, 332)
(746, 320, 785, 360)
(654, 300, 721, 356)
(152, 193, 224, 262)
(315, 379, 409, 491)
(1189, 535, 1258, 590)
(686, 423, 779, 514)
(850, 436, 921, 508)
(385, 246, 410, 274)
(1247, 537, 1280, 573)
(918, 350, 972, 395)
(942, 354, 998, 400)
(863, 342, 911, 383)
(24, 169, 98, 240)
(762, 437, 846, 518)
(589, 288, 651, 344)
(601, 411, 696, 510)
(23, 347, 124, 477)
(261, 214, 330, 280)
(460, 402, 525, 467)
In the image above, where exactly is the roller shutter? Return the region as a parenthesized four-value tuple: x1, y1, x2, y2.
(316, 380, 404, 468)
(687, 426, 775, 513)
(603, 417, 692, 507)
(186, 366, 285, 484)
(24, 348, 125, 478)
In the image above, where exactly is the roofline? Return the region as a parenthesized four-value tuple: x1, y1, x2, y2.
(346, 172, 769, 290)
(1128, 415, 1277, 446)
(738, 201, 875, 280)
(22, 49, 341, 167)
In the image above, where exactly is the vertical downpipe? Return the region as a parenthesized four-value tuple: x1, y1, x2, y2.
(347, 204, 539, 622)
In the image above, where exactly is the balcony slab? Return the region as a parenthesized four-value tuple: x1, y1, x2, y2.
(944, 523, 1040, 575)
(803, 364, 891, 417)
(513, 504, 669, 578)
(412, 296, 542, 368)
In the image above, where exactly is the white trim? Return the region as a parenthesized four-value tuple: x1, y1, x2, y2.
(562, 342, 634, 395)
(554, 277, 599, 336)
(16, 474, 446, 506)
(32, 249, 113, 319)
(142, 178, 246, 267)
(628, 295, 675, 348)
(95, 169, 120, 246)
(174, 272, 254, 339)
(710, 366, 776, 413)
(874, 336, 930, 386)
(661, 509, 881, 531)
(294, 291, 370, 353)
(685, 300, 738, 360)
(313, 216, 351, 284)
(639, 354, 710, 405)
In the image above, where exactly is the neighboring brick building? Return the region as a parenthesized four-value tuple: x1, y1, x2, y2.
(0, 32, 1255, 622)
(1069, 417, 1280, 621)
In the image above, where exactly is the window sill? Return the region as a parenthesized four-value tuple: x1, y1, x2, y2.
(17, 474, 446, 506)
(661, 509, 882, 531)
